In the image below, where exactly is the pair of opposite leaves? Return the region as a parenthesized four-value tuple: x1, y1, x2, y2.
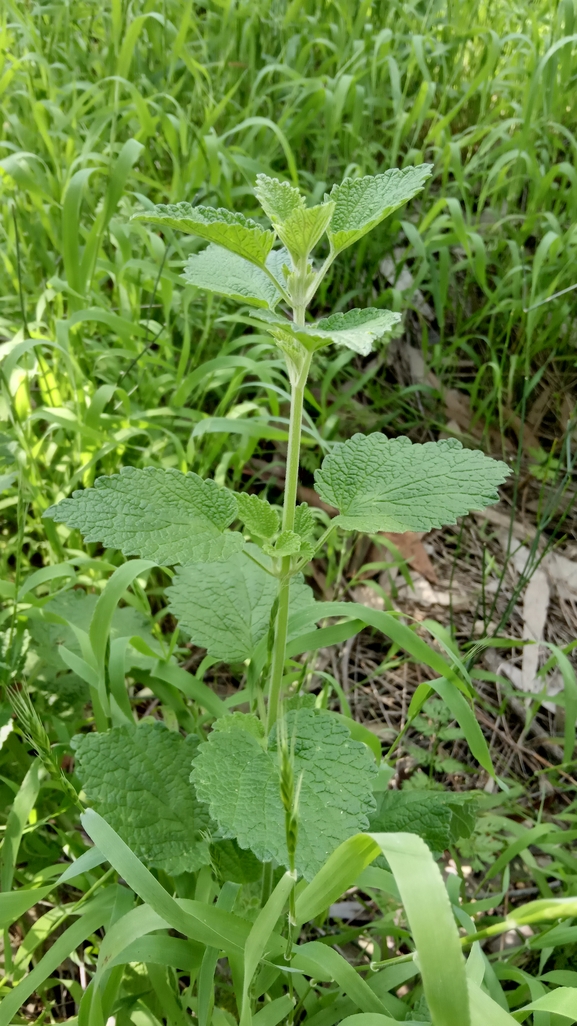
(131, 165, 433, 355)
(44, 434, 510, 662)
(45, 164, 510, 656)
(73, 714, 477, 881)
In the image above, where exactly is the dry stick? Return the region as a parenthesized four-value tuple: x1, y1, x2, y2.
(475, 707, 577, 787)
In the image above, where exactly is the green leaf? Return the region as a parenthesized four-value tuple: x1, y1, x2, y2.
(515, 987, 577, 1021)
(182, 244, 283, 309)
(308, 308, 401, 355)
(262, 530, 302, 557)
(371, 832, 470, 1026)
(210, 839, 262, 884)
(266, 308, 401, 357)
(192, 708, 377, 880)
(28, 595, 155, 681)
(0, 889, 116, 1026)
(369, 790, 477, 854)
(44, 467, 242, 565)
(241, 871, 296, 1026)
(294, 834, 380, 926)
(275, 201, 335, 262)
(315, 434, 510, 533)
(237, 492, 280, 539)
(167, 550, 318, 662)
(327, 165, 433, 253)
(255, 175, 304, 223)
(81, 809, 249, 952)
(132, 203, 274, 266)
(294, 503, 315, 539)
(72, 722, 211, 875)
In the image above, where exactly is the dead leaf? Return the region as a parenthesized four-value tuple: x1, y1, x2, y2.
(398, 571, 470, 610)
(496, 538, 570, 698)
(350, 584, 385, 611)
(520, 567, 550, 692)
(378, 531, 438, 584)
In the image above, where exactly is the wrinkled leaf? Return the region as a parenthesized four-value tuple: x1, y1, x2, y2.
(294, 503, 315, 539)
(262, 530, 302, 558)
(369, 790, 477, 853)
(255, 175, 304, 223)
(266, 308, 401, 357)
(193, 708, 377, 880)
(237, 492, 280, 539)
(276, 202, 335, 261)
(44, 467, 243, 565)
(132, 203, 274, 266)
(315, 434, 510, 533)
(167, 549, 318, 662)
(182, 244, 283, 309)
(72, 722, 210, 875)
(327, 165, 432, 252)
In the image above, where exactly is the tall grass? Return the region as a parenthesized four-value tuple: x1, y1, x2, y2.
(1, 0, 577, 539)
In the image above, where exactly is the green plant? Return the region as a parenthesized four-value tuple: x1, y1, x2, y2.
(24, 168, 536, 1026)
(1, 0, 576, 1019)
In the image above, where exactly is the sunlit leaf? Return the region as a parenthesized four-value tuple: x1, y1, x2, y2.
(315, 434, 510, 532)
(132, 203, 274, 266)
(327, 165, 433, 252)
(44, 467, 242, 565)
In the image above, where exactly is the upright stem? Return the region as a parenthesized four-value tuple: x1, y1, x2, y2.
(267, 301, 311, 731)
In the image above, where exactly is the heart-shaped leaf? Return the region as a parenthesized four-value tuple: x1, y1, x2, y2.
(167, 550, 318, 662)
(182, 244, 283, 309)
(72, 722, 211, 875)
(192, 708, 377, 880)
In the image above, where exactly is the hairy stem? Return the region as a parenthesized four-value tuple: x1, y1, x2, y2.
(267, 321, 312, 730)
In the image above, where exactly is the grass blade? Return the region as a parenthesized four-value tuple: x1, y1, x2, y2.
(371, 832, 470, 1026)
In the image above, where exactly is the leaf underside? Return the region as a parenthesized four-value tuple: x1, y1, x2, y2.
(166, 549, 318, 662)
(267, 307, 402, 357)
(182, 244, 284, 309)
(192, 708, 377, 880)
(327, 164, 433, 251)
(132, 203, 275, 266)
(43, 467, 242, 565)
(72, 722, 211, 875)
(369, 790, 477, 853)
(314, 434, 510, 533)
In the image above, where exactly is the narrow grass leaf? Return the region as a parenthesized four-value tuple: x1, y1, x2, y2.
(294, 834, 380, 926)
(371, 832, 470, 1026)
(241, 871, 295, 1026)
(0, 889, 116, 1026)
(81, 810, 249, 953)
